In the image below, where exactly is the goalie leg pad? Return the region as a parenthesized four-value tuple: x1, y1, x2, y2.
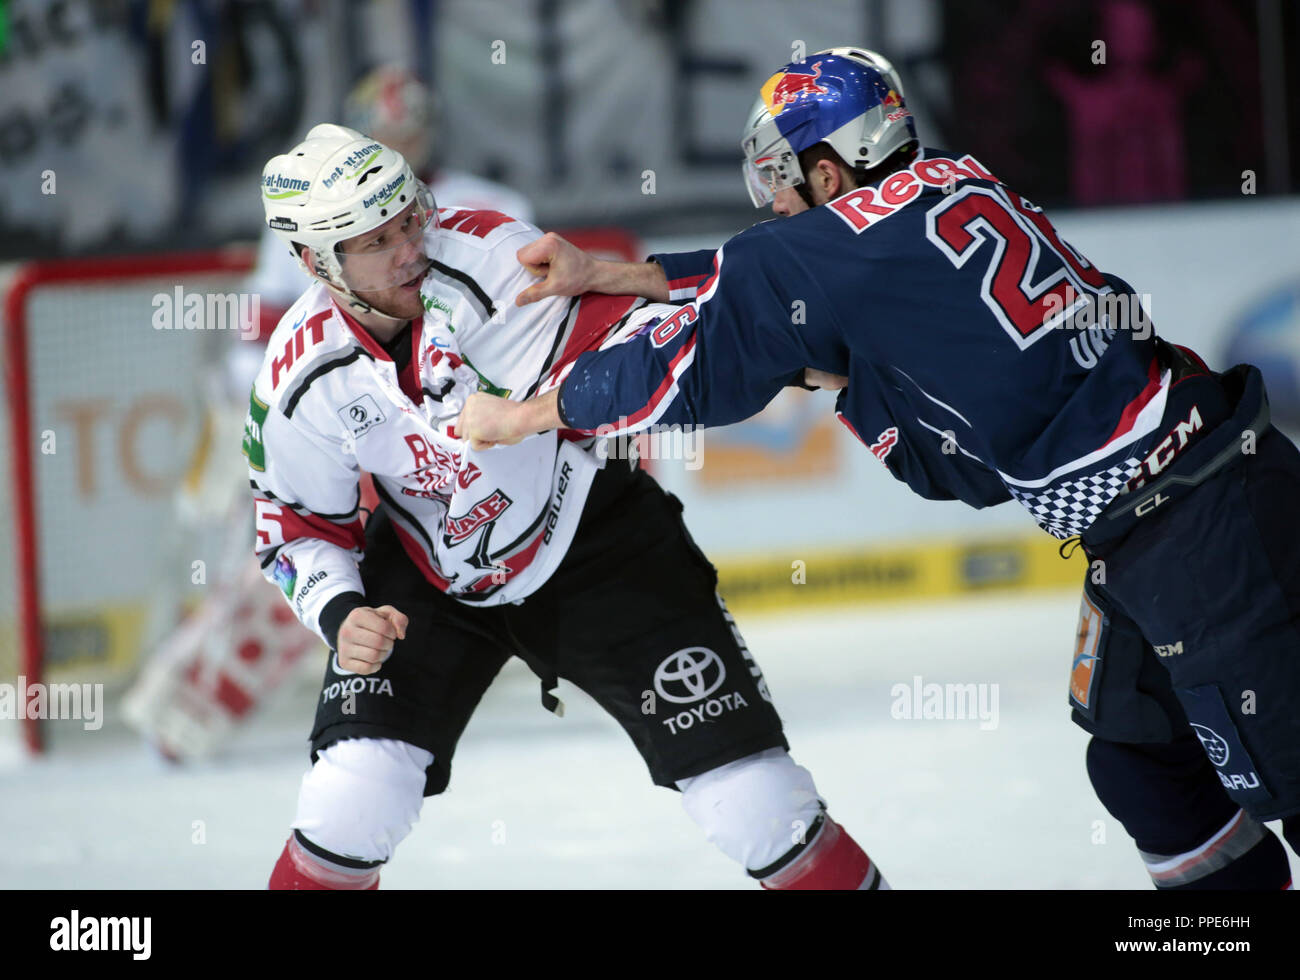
(291, 737, 434, 865)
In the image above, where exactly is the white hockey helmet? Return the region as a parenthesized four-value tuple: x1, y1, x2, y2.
(261, 123, 437, 304)
(741, 46, 917, 207)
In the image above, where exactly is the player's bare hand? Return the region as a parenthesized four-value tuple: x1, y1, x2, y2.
(337, 605, 408, 675)
(455, 392, 528, 450)
(516, 233, 597, 305)
(804, 368, 849, 390)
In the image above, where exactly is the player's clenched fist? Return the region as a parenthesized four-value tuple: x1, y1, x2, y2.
(456, 392, 526, 449)
(455, 390, 563, 450)
(515, 233, 596, 306)
(337, 605, 409, 675)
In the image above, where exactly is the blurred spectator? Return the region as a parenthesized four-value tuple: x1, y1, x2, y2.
(1047, 0, 1202, 204)
(944, 0, 1267, 208)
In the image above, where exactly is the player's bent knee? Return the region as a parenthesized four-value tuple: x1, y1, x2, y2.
(293, 737, 434, 865)
(678, 748, 887, 889)
(1086, 735, 1236, 852)
(1087, 735, 1289, 889)
(678, 748, 823, 872)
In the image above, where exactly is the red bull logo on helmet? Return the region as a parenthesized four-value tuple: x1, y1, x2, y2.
(762, 61, 829, 115)
(882, 88, 909, 122)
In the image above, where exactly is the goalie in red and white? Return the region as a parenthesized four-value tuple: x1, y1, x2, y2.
(239, 123, 885, 889)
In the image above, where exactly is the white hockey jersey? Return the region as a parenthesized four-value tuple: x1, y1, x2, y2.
(244, 209, 673, 645)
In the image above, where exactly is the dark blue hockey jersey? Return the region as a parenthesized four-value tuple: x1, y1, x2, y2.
(558, 149, 1176, 539)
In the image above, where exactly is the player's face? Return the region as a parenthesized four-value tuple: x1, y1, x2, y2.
(771, 186, 811, 217)
(337, 202, 432, 320)
(769, 160, 846, 217)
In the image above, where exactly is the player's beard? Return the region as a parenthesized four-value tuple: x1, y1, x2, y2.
(349, 260, 432, 321)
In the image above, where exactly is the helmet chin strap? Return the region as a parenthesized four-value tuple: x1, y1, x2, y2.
(323, 281, 409, 324)
(314, 256, 434, 326)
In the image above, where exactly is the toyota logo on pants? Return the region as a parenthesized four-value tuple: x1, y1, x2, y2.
(653, 648, 726, 704)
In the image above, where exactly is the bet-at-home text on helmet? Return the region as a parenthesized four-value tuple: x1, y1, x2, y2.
(261, 123, 437, 314)
(741, 47, 918, 207)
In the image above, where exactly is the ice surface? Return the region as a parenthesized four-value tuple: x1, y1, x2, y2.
(1, 590, 1291, 889)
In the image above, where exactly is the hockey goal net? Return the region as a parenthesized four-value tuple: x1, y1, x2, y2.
(1, 250, 256, 754)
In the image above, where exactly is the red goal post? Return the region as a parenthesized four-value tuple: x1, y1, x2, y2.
(2, 250, 256, 753)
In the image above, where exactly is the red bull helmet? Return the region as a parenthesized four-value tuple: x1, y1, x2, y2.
(742, 47, 917, 207)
